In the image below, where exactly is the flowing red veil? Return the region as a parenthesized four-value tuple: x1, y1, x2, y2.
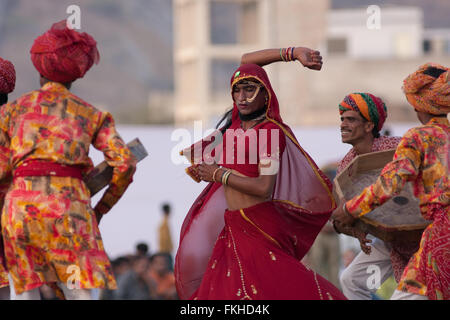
(175, 64, 337, 299)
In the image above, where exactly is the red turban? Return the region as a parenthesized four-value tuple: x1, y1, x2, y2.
(403, 63, 450, 115)
(30, 20, 99, 83)
(0, 57, 16, 94)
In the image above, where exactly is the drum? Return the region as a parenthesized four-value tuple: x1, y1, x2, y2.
(334, 149, 430, 244)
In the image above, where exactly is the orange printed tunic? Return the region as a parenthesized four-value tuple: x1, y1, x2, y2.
(346, 117, 449, 300)
(0, 179, 10, 287)
(0, 82, 136, 294)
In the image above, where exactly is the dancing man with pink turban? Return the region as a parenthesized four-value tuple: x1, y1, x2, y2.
(0, 21, 136, 300)
(0, 57, 16, 292)
(333, 63, 449, 300)
(0, 57, 15, 105)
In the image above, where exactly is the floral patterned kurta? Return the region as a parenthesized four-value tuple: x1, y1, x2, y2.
(337, 136, 401, 174)
(0, 82, 136, 294)
(346, 118, 449, 300)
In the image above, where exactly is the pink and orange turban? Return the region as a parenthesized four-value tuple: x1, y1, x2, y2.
(0, 57, 16, 94)
(30, 20, 99, 83)
(403, 63, 450, 115)
(338, 93, 388, 132)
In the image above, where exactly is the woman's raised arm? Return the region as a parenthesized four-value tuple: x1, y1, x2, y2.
(241, 47, 323, 70)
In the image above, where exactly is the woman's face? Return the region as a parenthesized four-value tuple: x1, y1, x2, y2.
(232, 80, 267, 116)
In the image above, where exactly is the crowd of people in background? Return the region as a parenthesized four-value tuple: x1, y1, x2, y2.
(35, 243, 178, 300)
(100, 202, 178, 300)
(100, 244, 178, 300)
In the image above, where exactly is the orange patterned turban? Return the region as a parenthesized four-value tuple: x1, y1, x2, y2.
(0, 57, 16, 94)
(338, 93, 388, 132)
(30, 20, 99, 83)
(403, 63, 450, 115)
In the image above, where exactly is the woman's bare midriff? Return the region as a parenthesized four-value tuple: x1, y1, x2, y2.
(224, 169, 270, 211)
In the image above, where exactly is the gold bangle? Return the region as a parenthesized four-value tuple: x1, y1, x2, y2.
(221, 170, 227, 184)
(219, 169, 227, 184)
(224, 171, 231, 185)
(221, 170, 229, 185)
(280, 48, 286, 62)
(212, 167, 221, 182)
(222, 170, 232, 185)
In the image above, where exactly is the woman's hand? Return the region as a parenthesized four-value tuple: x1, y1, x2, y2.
(197, 163, 221, 182)
(293, 47, 323, 70)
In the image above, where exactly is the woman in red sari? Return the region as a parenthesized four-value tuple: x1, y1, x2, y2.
(175, 48, 346, 300)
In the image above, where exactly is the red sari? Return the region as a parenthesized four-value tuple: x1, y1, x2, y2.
(175, 64, 346, 300)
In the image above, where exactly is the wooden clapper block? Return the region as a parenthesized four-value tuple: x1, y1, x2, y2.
(334, 149, 430, 244)
(85, 138, 148, 196)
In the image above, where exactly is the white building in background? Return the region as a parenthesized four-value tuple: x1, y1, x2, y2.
(327, 6, 423, 59)
(317, 6, 450, 125)
(170, 1, 450, 127)
(423, 28, 450, 56)
(173, 0, 329, 128)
